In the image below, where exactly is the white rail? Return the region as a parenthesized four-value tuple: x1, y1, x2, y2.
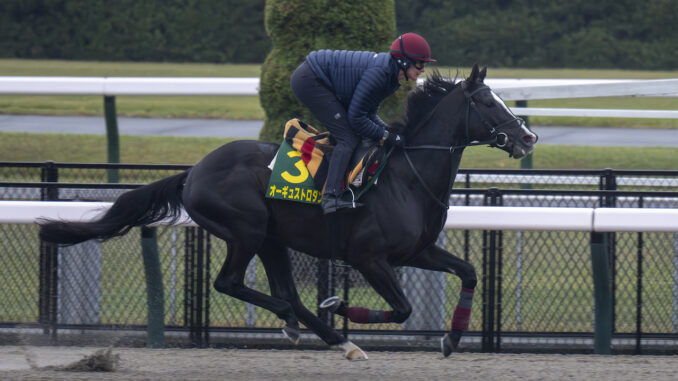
(510, 107, 678, 119)
(1, 76, 677, 97)
(1, 76, 676, 118)
(2, 201, 677, 233)
(493, 78, 678, 100)
(453, 174, 678, 187)
(0, 76, 260, 96)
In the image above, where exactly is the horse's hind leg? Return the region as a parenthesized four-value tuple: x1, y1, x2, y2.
(403, 244, 477, 357)
(211, 241, 300, 332)
(257, 240, 367, 360)
(187, 206, 300, 330)
(183, 172, 301, 333)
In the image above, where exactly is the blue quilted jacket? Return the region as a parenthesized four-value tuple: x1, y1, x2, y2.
(306, 50, 401, 140)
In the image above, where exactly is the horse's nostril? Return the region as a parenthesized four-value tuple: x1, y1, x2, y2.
(523, 134, 536, 144)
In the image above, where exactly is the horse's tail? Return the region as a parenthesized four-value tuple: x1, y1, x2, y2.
(39, 171, 189, 245)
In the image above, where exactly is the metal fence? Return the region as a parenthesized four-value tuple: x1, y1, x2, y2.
(1, 161, 678, 354)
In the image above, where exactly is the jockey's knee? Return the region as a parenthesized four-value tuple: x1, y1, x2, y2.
(333, 131, 360, 149)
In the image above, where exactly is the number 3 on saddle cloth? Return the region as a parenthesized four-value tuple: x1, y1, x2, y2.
(266, 119, 388, 205)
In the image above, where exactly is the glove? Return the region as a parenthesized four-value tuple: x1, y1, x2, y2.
(383, 130, 405, 147)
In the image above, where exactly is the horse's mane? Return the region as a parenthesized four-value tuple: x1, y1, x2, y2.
(391, 70, 460, 135)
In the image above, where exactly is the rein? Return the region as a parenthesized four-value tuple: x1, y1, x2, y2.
(402, 83, 522, 209)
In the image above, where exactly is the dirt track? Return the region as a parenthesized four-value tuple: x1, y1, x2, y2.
(1, 346, 676, 381)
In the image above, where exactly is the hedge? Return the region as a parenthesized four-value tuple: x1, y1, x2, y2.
(1, 0, 674, 69)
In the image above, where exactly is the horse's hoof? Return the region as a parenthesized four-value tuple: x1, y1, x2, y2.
(450, 329, 463, 348)
(441, 330, 463, 357)
(335, 341, 368, 361)
(282, 324, 300, 345)
(441, 334, 454, 357)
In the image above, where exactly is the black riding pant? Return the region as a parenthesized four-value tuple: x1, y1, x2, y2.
(290, 61, 360, 195)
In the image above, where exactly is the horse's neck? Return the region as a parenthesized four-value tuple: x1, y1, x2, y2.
(405, 145, 464, 197)
(408, 93, 467, 146)
(402, 98, 467, 205)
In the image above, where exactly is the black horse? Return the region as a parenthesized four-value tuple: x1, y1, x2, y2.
(40, 64, 537, 360)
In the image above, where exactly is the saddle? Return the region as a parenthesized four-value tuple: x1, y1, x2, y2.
(266, 119, 387, 205)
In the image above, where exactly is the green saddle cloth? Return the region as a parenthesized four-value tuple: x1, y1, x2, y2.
(266, 119, 390, 205)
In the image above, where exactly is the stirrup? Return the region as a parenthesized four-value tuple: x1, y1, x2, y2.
(335, 188, 362, 210)
(319, 296, 344, 312)
(321, 191, 362, 214)
(346, 188, 358, 208)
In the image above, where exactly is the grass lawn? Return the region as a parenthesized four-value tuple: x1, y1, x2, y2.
(1, 59, 676, 128)
(3, 225, 675, 333)
(0, 132, 676, 171)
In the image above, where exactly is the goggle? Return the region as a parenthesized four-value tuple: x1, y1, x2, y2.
(413, 61, 426, 70)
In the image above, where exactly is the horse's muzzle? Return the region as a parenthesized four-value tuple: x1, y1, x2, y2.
(510, 130, 537, 158)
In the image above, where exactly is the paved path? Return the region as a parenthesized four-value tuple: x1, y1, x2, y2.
(0, 114, 262, 138)
(1, 114, 677, 147)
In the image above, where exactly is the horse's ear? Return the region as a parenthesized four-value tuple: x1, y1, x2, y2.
(479, 66, 487, 82)
(469, 63, 479, 82)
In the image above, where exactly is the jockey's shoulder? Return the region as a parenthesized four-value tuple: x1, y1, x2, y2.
(309, 50, 395, 73)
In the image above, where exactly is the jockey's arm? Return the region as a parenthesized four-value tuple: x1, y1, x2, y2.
(347, 68, 391, 140)
(369, 111, 389, 129)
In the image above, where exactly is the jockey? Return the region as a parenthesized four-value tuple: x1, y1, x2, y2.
(291, 33, 436, 214)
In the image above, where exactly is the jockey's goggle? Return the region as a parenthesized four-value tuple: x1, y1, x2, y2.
(412, 60, 426, 70)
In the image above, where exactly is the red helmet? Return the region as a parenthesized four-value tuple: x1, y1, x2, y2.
(390, 33, 436, 68)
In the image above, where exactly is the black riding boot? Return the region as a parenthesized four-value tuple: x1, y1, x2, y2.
(322, 138, 363, 214)
(321, 189, 361, 214)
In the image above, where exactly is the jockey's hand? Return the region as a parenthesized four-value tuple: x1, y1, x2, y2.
(383, 131, 405, 147)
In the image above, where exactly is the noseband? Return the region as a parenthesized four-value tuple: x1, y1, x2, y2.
(402, 83, 525, 209)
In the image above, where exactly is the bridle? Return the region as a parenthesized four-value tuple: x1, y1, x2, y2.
(402, 82, 527, 209)
(462, 83, 524, 148)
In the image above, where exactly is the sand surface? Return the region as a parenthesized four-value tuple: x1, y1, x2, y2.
(1, 345, 676, 381)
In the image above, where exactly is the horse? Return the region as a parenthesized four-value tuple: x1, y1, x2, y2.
(39, 64, 537, 360)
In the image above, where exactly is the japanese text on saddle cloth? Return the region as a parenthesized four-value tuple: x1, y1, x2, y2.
(266, 119, 384, 205)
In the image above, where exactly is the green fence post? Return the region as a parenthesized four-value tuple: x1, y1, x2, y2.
(103, 95, 120, 183)
(141, 226, 165, 348)
(517, 100, 533, 189)
(590, 231, 612, 354)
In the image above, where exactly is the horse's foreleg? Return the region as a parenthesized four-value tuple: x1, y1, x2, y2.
(319, 296, 395, 324)
(404, 244, 477, 357)
(350, 259, 413, 325)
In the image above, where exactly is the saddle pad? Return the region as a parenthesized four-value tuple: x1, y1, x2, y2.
(266, 119, 388, 205)
(266, 140, 323, 204)
(283, 119, 332, 191)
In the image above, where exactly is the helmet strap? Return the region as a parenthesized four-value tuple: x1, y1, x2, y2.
(398, 35, 412, 63)
(397, 35, 411, 80)
(395, 60, 410, 81)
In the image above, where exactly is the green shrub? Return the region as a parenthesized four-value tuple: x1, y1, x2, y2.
(0, 0, 270, 63)
(258, 0, 412, 143)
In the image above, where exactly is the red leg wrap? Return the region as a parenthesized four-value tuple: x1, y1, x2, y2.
(451, 287, 475, 331)
(451, 306, 471, 331)
(346, 307, 391, 323)
(347, 307, 370, 323)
